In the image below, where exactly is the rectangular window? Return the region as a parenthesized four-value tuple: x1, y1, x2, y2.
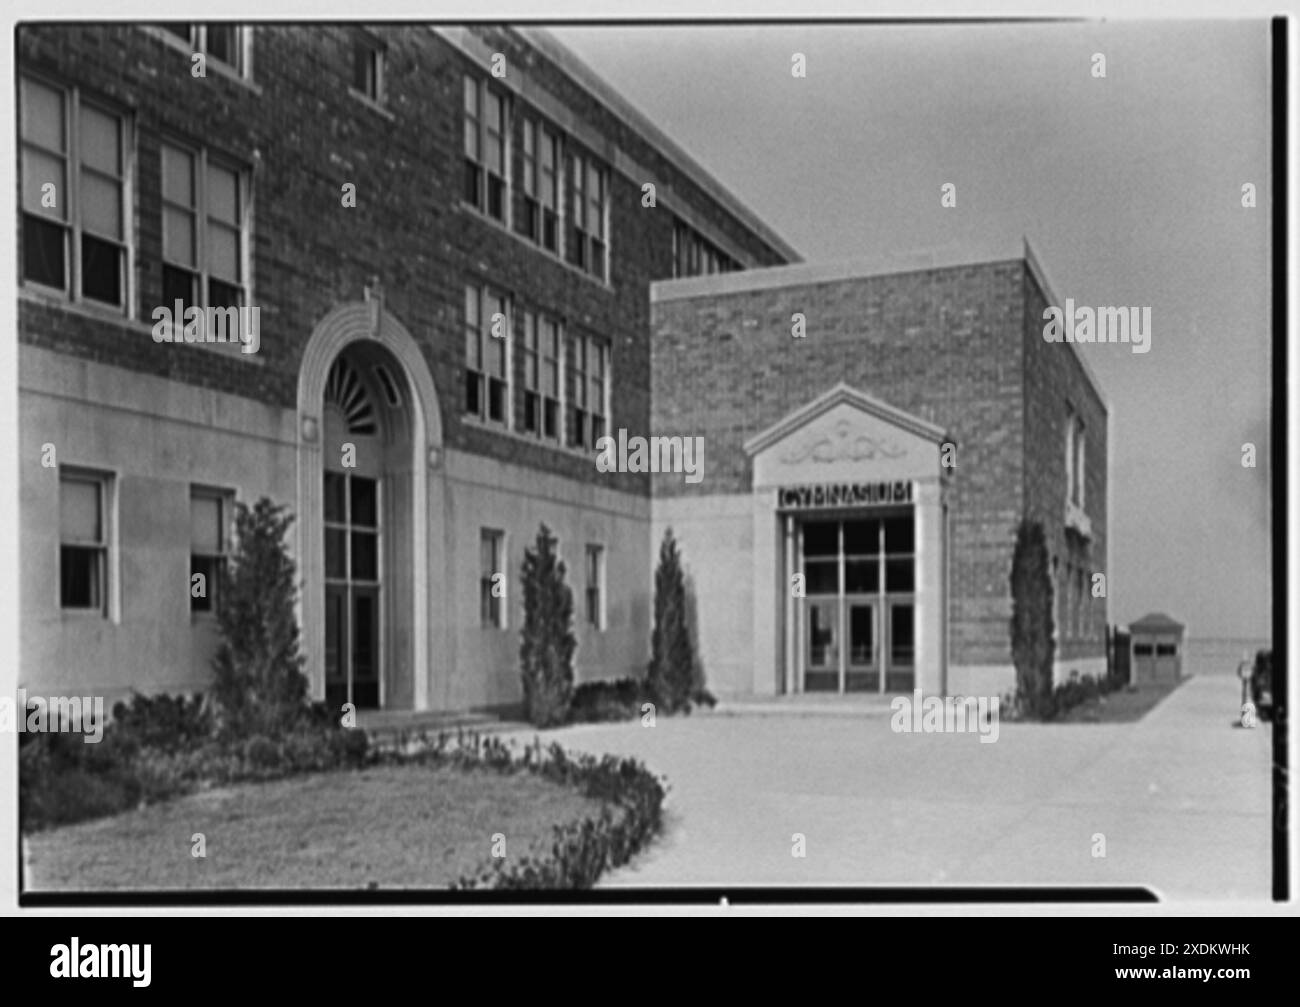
(463, 285, 510, 426)
(671, 217, 740, 278)
(190, 488, 231, 614)
(161, 25, 249, 76)
(585, 544, 605, 630)
(352, 36, 385, 103)
(21, 77, 130, 309)
(566, 151, 608, 280)
(519, 311, 563, 443)
(517, 117, 561, 253)
(161, 141, 248, 315)
(60, 469, 110, 613)
(564, 333, 610, 449)
(463, 75, 507, 223)
(480, 529, 505, 628)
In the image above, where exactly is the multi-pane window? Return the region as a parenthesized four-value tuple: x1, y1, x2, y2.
(463, 76, 508, 222)
(59, 470, 110, 613)
(464, 285, 510, 425)
(585, 544, 605, 630)
(352, 36, 385, 103)
(520, 311, 562, 442)
(564, 333, 610, 449)
(480, 529, 506, 628)
(161, 142, 247, 313)
(20, 77, 130, 309)
(518, 117, 560, 253)
(190, 488, 231, 614)
(672, 218, 740, 278)
(566, 151, 608, 280)
(159, 24, 248, 75)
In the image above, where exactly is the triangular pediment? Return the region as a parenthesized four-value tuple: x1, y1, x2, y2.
(745, 384, 952, 489)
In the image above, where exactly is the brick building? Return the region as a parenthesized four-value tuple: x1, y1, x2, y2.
(649, 243, 1109, 699)
(18, 24, 1106, 712)
(17, 23, 795, 710)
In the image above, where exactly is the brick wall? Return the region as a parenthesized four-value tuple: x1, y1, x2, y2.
(17, 23, 790, 498)
(1021, 266, 1109, 662)
(650, 260, 1028, 665)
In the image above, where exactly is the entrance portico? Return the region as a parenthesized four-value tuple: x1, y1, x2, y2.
(743, 383, 951, 698)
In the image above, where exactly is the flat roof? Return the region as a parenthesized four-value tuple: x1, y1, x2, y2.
(651, 236, 1110, 413)
(517, 27, 803, 265)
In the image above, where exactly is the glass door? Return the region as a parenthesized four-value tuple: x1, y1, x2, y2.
(324, 471, 381, 709)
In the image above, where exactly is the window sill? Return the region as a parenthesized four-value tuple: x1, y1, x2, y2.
(457, 200, 613, 294)
(461, 411, 603, 465)
(348, 87, 395, 120)
(20, 288, 265, 365)
(141, 26, 262, 94)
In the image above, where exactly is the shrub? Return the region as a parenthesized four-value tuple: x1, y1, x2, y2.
(567, 678, 653, 723)
(1009, 519, 1055, 719)
(110, 692, 213, 754)
(518, 524, 577, 727)
(211, 498, 311, 739)
(648, 529, 699, 713)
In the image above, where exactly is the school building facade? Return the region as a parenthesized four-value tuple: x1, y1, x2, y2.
(17, 24, 1107, 712)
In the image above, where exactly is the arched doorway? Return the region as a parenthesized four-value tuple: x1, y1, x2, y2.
(297, 298, 444, 712)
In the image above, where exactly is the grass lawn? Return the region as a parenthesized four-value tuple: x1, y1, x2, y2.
(1055, 677, 1187, 724)
(24, 762, 606, 890)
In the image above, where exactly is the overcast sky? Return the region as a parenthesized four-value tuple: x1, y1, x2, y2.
(552, 19, 1273, 640)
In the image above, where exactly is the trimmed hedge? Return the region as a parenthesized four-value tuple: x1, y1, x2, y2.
(565, 677, 717, 725)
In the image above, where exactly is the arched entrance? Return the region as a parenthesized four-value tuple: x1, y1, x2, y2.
(297, 298, 444, 712)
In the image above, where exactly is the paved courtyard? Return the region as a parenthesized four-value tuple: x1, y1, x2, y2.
(501, 673, 1273, 899)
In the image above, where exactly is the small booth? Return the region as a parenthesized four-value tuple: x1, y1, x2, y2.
(1129, 612, 1184, 684)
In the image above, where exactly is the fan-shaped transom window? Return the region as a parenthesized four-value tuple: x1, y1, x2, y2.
(324, 356, 377, 435)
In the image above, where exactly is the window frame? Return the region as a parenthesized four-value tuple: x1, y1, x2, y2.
(585, 543, 606, 631)
(19, 75, 135, 314)
(566, 150, 609, 281)
(564, 332, 611, 450)
(463, 284, 513, 428)
(160, 138, 251, 315)
(479, 528, 507, 629)
(350, 34, 386, 105)
(517, 115, 561, 254)
(189, 486, 234, 617)
(58, 467, 114, 617)
(463, 74, 510, 225)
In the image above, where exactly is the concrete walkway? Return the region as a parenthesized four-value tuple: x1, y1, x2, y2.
(497, 674, 1272, 899)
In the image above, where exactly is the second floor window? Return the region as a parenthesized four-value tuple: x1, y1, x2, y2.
(352, 36, 385, 103)
(673, 218, 740, 278)
(1066, 413, 1086, 509)
(566, 152, 608, 281)
(464, 75, 507, 222)
(20, 77, 130, 310)
(161, 142, 248, 312)
(464, 285, 510, 425)
(520, 311, 562, 443)
(564, 333, 610, 449)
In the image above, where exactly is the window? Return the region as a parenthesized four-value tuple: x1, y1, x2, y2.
(464, 75, 508, 222)
(159, 24, 249, 76)
(190, 488, 231, 614)
(480, 529, 506, 628)
(585, 544, 605, 630)
(162, 142, 248, 314)
(20, 77, 130, 309)
(520, 311, 562, 442)
(464, 285, 510, 425)
(59, 470, 110, 613)
(564, 333, 610, 449)
(1066, 411, 1086, 509)
(672, 218, 740, 278)
(566, 151, 608, 280)
(518, 116, 560, 253)
(351, 36, 385, 103)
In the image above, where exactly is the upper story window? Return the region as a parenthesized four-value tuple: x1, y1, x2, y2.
(160, 24, 249, 77)
(161, 141, 250, 312)
(464, 284, 511, 426)
(564, 332, 610, 449)
(672, 218, 740, 278)
(520, 310, 562, 443)
(351, 34, 386, 104)
(566, 151, 608, 281)
(518, 116, 560, 254)
(60, 468, 112, 615)
(20, 76, 131, 311)
(463, 75, 508, 223)
(1065, 412, 1086, 510)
